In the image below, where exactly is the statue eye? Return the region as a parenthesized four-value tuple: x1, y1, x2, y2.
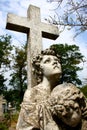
(44, 58, 51, 63)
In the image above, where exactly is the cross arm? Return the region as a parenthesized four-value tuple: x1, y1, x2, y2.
(6, 13, 30, 33)
(41, 22, 59, 40)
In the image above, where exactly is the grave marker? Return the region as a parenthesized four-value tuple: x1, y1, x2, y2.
(6, 5, 59, 88)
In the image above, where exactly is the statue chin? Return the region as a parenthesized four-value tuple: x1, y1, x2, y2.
(62, 110, 81, 127)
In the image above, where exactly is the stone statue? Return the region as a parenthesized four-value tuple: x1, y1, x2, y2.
(16, 48, 87, 130)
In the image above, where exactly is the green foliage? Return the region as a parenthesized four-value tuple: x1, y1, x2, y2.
(0, 34, 12, 68)
(50, 43, 84, 85)
(79, 85, 87, 98)
(4, 112, 18, 126)
(4, 89, 21, 109)
(0, 75, 7, 94)
(0, 123, 8, 130)
(9, 44, 27, 104)
(0, 34, 13, 95)
(0, 115, 9, 130)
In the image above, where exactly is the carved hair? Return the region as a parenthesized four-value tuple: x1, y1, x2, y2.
(32, 48, 61, 83)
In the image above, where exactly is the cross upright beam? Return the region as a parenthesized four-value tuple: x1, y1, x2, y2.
(6, 4, 59, 89)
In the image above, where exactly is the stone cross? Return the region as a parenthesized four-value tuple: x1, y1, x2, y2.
(6, 5, 59, 89)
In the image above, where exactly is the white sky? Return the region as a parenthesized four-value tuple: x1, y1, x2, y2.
(0, 0, 87, 85)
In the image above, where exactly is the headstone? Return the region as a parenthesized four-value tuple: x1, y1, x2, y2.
(6, 4, 59, 89)
(0, 95, 7, 116)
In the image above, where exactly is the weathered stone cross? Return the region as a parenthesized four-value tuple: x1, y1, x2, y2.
(6, 5, 59, 89)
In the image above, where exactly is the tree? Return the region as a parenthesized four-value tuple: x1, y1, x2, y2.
(79, 85, 87, 98)
(0, 34, 12, 68)
(0, 34, 12, 95)
(50, 43, 84, 85)
(4, 89, 21, 109)
(46, 0, 87, 36)
(9, 44, 27, 104)
(0, 75, 7, 95)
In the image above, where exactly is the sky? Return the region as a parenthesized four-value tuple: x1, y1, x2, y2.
(0, 0, 87, 85)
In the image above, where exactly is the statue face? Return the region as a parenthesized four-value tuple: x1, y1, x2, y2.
(40, 55, 62, 78)
(62, 102, 81, 127)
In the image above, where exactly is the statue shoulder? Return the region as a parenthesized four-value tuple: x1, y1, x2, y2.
(23, 84, 42, 102)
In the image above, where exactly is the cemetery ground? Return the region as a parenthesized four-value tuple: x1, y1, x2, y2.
(0, 112, 18, 130)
